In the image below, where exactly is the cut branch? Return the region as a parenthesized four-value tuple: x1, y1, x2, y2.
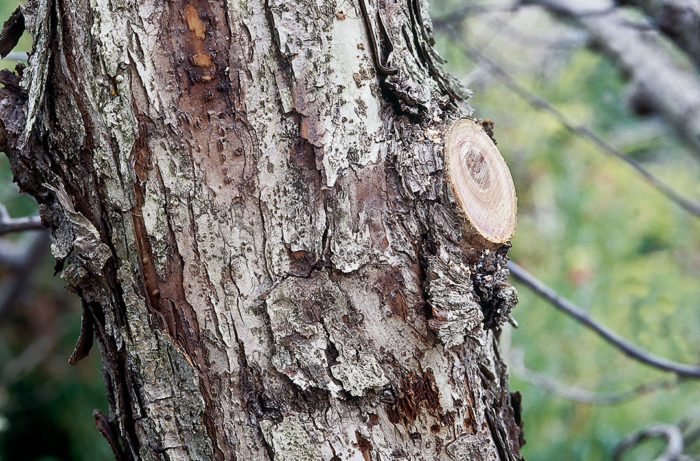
(508, 261, 700, 378)
(450, 39, 700, 218)
(446, 119, 517, 243)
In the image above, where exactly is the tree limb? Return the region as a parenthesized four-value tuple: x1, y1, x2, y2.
(0, 215, 43, 233)
(0, 205, 43, 233)
(524, 0, 700, 156)
(508, 261, 700, 379)
(509, 348, 679, 405)
(613, 424, 690, 461)
(434, 7, 587, 50)
(0, 7, 24, 59)
(619, 0, 700, 70)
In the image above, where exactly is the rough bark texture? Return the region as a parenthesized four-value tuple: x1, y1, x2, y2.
(0, 0, 524, 459)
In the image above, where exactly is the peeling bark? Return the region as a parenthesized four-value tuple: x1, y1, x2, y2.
(0, 0, 524, 459)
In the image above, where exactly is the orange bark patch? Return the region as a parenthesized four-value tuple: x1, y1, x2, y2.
(182, 4, 216, 83)
(191, 52, 213, 68)
(183, 5, 206, 40)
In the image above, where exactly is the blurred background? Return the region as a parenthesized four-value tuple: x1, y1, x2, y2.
(0, 0, 699, 459)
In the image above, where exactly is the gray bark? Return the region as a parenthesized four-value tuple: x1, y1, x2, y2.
(0, 0, 524, 459)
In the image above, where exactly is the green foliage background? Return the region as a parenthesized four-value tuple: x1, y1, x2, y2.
(0, 0, 698, 460)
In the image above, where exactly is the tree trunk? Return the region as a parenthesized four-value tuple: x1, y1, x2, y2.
(0, 0, 524, 459)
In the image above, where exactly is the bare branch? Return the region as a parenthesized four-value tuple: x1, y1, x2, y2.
(619, 0, 700, 70)
(435, 6, 587, 50)
(0, 205, 43, 233)
(0, 215, 43, 233)
(2, 51, 28, 61)
(432, 5, 520, 29)
(508, 261, 700, 379)
(448, 38, 700, 218)
(509, 348, 679, 405)
(613, 424, 690, 461)
(524, 0, 700, 156)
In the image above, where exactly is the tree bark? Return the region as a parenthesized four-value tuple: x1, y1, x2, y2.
(0, 0, 524, 459)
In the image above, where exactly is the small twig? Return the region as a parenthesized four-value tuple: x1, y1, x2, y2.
(437, 6, 588, 50)
(1, 51, 27, 61)
(508, 261, 700, 379)
(432, 5, 522, 28)
(509, 348, 679, 405)
(520, 0, 617, 17)
(0, 215, 43, 233)
(0, 205, 43, 233)
(613, 424, 689, 461)
(452, 38, 700, 219)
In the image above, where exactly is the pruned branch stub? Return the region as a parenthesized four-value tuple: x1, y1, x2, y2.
(445, 118, 517, 243)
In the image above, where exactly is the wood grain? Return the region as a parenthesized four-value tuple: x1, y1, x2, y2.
(446, 119, 517, 243)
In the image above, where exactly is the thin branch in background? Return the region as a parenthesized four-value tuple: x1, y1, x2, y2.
(618, 0, 700, 70)
(519, 0, 618, 17)
(478, 13, 588, 50)
(508, 261, 700, 379)
(448, 36, 700, 218)
(613, 424, 691, 461)
(434, 3, 588, 50)
(523, 0, 700, 156)
(432, 4, 520, 28)
(0, 205, 42, 233)
(509, 348, 679, 405)
(2, 51, 27, 61)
